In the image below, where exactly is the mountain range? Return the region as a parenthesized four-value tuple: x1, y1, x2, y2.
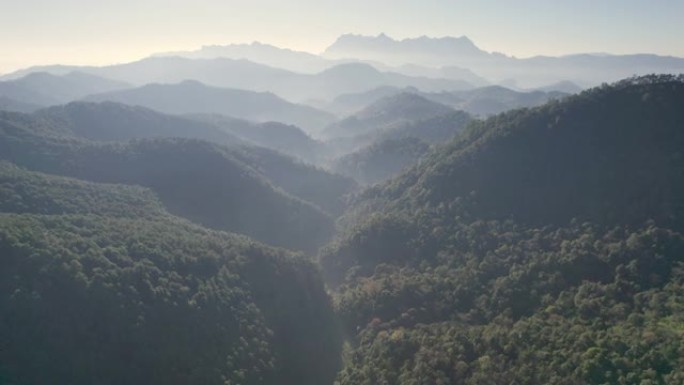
(323, 33, 684, 87)
(1, 58, 474, 103)
(1, 49, 683, 385)
(83, 80, 336, 133)
(2, 28, 684, 385)
(4, 33, 684, 94)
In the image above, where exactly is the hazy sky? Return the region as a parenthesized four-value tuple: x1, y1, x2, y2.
(1, 0, 682, 74)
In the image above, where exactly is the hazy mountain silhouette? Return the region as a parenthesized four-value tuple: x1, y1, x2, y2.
(376, 110, 473, 143)
(427, 86, 568, 116)
(0, 96, 42, 113)
(533, 80, 583, 93)
(155, 42, 495, 88)
(325, 85, 567, 117)
(9, 103, 355, 216)
(156, 41, 338, 73)
(4, 58, 475, 103)
(6, 34, 684, 91)
(322, 33, 684, 87)
(324, 33, 490, 66)
(316, 86, 408, 116)
(187, 113, 324, 163)
(0, 114, 337, 252)
(304, 63, 472, 102)
(83, 80, 336, 133)
(35, 102, 244, 144)
(0, 71, 130, 106)
(331, 136, 431, 185)
(322, 92, 455, 139)
(322, 109, 472, 162)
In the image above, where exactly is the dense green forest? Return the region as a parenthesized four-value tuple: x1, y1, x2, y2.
(0, 164, 341, 385)
(1, 74, 683, 385)
(332, 137, 430, 185)
(0, 109, 361, 252)
(322, 75, 684, 384)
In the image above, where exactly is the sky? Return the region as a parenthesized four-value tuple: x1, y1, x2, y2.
(1, 0, 683, 74)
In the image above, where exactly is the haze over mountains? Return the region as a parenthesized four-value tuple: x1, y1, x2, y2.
(323, 34, 684, 87)
(5, 33, 684, 97)
(1, 21, 684, 385)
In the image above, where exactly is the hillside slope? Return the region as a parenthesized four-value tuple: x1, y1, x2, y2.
(84, 80, 336, 133)
(0, 116, 335, 253)
(0, 164, 341, 385)
(323, 92, 455, 139)
(321, 75, 684, 385)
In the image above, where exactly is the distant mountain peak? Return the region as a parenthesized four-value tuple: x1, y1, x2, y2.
(323, 33, 488, 66)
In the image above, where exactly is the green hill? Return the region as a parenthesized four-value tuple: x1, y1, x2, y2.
(0, 71, 130, 106)
(36, 102, 243, 144)
(27, 103, 356, 217)
(0, 161, 166, 218)
(0, 116, 335, 253)
(187, 113, 324, 163)
(321, 75, 684, 385)
(331, 137, 430, 185)
(322, 92, 455, 139)
(0, 162, 342, 385)
(84, 80, 336, 133)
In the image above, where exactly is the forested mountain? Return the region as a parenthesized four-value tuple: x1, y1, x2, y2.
(4, 105, 356, 217)
(187, 113, 324, 163)
(319, 86, 408, 116)
(0, 96, 41, 113)
(223, 145, 357, 216)
(83, 80, 336, 133)
(36, 102, 243, 144)
(0, 161, 167, 218)
(0, 114, 340, 252)
(2, 50, 683, 385)
(303, 63, 472, 102)
(323, 109, 471, 162)
(324, 85, 567, 117)
(0, 163, 342, 385)
(321, 75, 684, 384)
(376, 110, 473, 143)
(331, 137, 430, 185)
(534, 80, 583, 94)
(429, 85, 569, 116)
(0, 72, 129, 107)
(322, 92, 455, 139)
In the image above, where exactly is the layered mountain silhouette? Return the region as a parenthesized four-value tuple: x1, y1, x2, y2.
(322, 33, 684, 87)
(4, 33, 684, 96)
(36, 102, 243, 144)
(322, 92, 455, 139)
(0, 107, 359, 252)
(0, 71, 130, 107)
(3, 58, 474, 103)
(325, 85, 567, 117)
(331, 136, 430, 185)
(83, 80, 336, 133)
(156, 41, 338, 73)
(187, 113, 324, 162)
(324, 33, 490, 66)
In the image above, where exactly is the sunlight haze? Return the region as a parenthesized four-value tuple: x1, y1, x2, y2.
(1, 0, 683, 74)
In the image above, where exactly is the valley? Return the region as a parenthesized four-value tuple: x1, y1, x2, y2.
(1, 25, 683, 385)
